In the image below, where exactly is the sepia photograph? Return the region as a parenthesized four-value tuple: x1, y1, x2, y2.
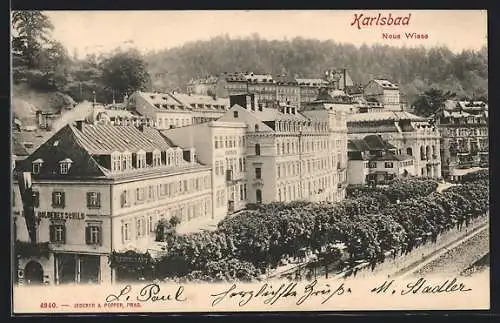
(10, 9, 489, 313)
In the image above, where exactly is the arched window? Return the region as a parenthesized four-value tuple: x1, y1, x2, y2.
(406, 147, 413, 156)
(254, 124, 259, 132)
(255, 144, 261, 156)
(425, 146, 431, 160)
(420, 146, 425, 161)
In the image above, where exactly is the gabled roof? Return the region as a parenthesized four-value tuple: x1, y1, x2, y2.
(11, 130, 52, 155)
(172, 93, 230, 107)
(71, 124, 173, 155)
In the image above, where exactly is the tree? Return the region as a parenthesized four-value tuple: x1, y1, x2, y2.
(412, 88, 455, 118)
(12, 11, 54, 68)
(100, 49, 151, 100)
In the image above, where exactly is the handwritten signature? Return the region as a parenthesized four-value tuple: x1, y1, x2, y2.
(371, 277, 472, 295)
(105, 283, 187, 303)
(210, 280, 351, 307)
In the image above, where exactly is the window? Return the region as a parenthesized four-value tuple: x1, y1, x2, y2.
(368, 162, 377, 168)
(233, 111, 239, 118)
(254, 143, 261, 156)
(255, 167, 262, 179)
(255, 124, 259, 132)
(153, 151, 161, 167)
(32, 191, 40, 207)
(122, 223, 131, 242)
(384, 162, 394, 168)
(406, 147, 413, 156)
(137, 151, 146, 168)
(87, 192, 101, 208)
(86, 223, 102, 245)
(120, 190, 130, 207)
(32, 159, 43, 174)
(214, 136, 219, 149)
(52, 191, 65, 208)
(256, 189, 262, 203)
(49, 223, 65, 244)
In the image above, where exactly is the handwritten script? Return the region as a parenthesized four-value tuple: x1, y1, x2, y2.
(210, 280, 352, 307)
(105, 284, 187, 303)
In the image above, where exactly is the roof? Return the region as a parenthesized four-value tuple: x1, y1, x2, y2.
(11, 136, 29, 156)
(11, 130, 52, 155)
(363, 135, 397, 150)
(348, 139, 371, 152)
(348, 111, 426, 122)
(274, 74, 298, 85)
(172, 93, 229, 108)
(296, 78, 328, 86)
(369, 152, 412, 162)
(138, 91, 187, 109)
(244, 73, 274, 83)
(371, 79, 399, 90)
(250, 107, 308, 122)
(15, 124, 206, 180)
(72, 124, 173, 155)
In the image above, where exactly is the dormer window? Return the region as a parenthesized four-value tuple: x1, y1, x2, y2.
(111, 151, 121, 172)
(137, 150, 146, 169)
(32, 158, 43, 174)
(59, 158, 73, 175)
(123, 151, 132, 170)
(153, 150, 161, 167)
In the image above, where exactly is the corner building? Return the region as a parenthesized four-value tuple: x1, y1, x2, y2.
(12, 122, 211, 285)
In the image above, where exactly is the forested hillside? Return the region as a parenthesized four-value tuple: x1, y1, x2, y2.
(145, 35, 488, 103)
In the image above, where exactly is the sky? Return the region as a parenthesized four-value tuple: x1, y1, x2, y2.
(44, 10, 487, 58)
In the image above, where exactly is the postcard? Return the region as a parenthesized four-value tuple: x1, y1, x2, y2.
(10, 9, 489, 314)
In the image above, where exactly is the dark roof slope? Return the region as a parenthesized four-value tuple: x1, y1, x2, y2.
(15, 125, 107, 179)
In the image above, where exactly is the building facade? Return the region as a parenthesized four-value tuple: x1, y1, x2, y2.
(436, 100, 489, 179)
(347, 111, 441, 179)
(363, 79, 401, 111)
(127, 91, 230, 130)
(218, 95, 348, 204)
(13, 122, 211, 285)
(162, 121, 248, 219)
(347, 135, 414, 186)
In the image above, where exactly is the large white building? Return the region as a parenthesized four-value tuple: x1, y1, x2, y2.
(126, 91, 230, 130)
(347, 111, 441, 179)
(216, 94, 349, 204)
(13, 122, 211, 285)
(162, 121, 248, 219)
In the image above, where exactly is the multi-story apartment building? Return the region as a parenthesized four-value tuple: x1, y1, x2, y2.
(161, 121, 247, 219)
(13, 122, 211, 285)
(296, 78, 331, 104)
(347, 111, 441, 179)
(126, 91, 229, 130)
(187, 70, 354, 109)
(436, 100, 489, 179)
(363, 79, 402, 111)
(217, 94, 348, 204)
(347, 135, 414, 186)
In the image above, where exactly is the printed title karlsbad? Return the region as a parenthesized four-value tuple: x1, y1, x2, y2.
(351, 13, 411, 29)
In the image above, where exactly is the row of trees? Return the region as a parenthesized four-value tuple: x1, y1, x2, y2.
(12, 11, 151, 105)
(149, 176, 488, 283)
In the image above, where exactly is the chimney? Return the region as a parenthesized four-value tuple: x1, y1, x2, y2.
(75, 120, 84, 131)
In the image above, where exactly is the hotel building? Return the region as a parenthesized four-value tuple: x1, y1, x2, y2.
(13, 122, 211, 285)
(435, 100, 489, 180)
(217, 94, 348, 204)
(347, 111, 441, 179)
